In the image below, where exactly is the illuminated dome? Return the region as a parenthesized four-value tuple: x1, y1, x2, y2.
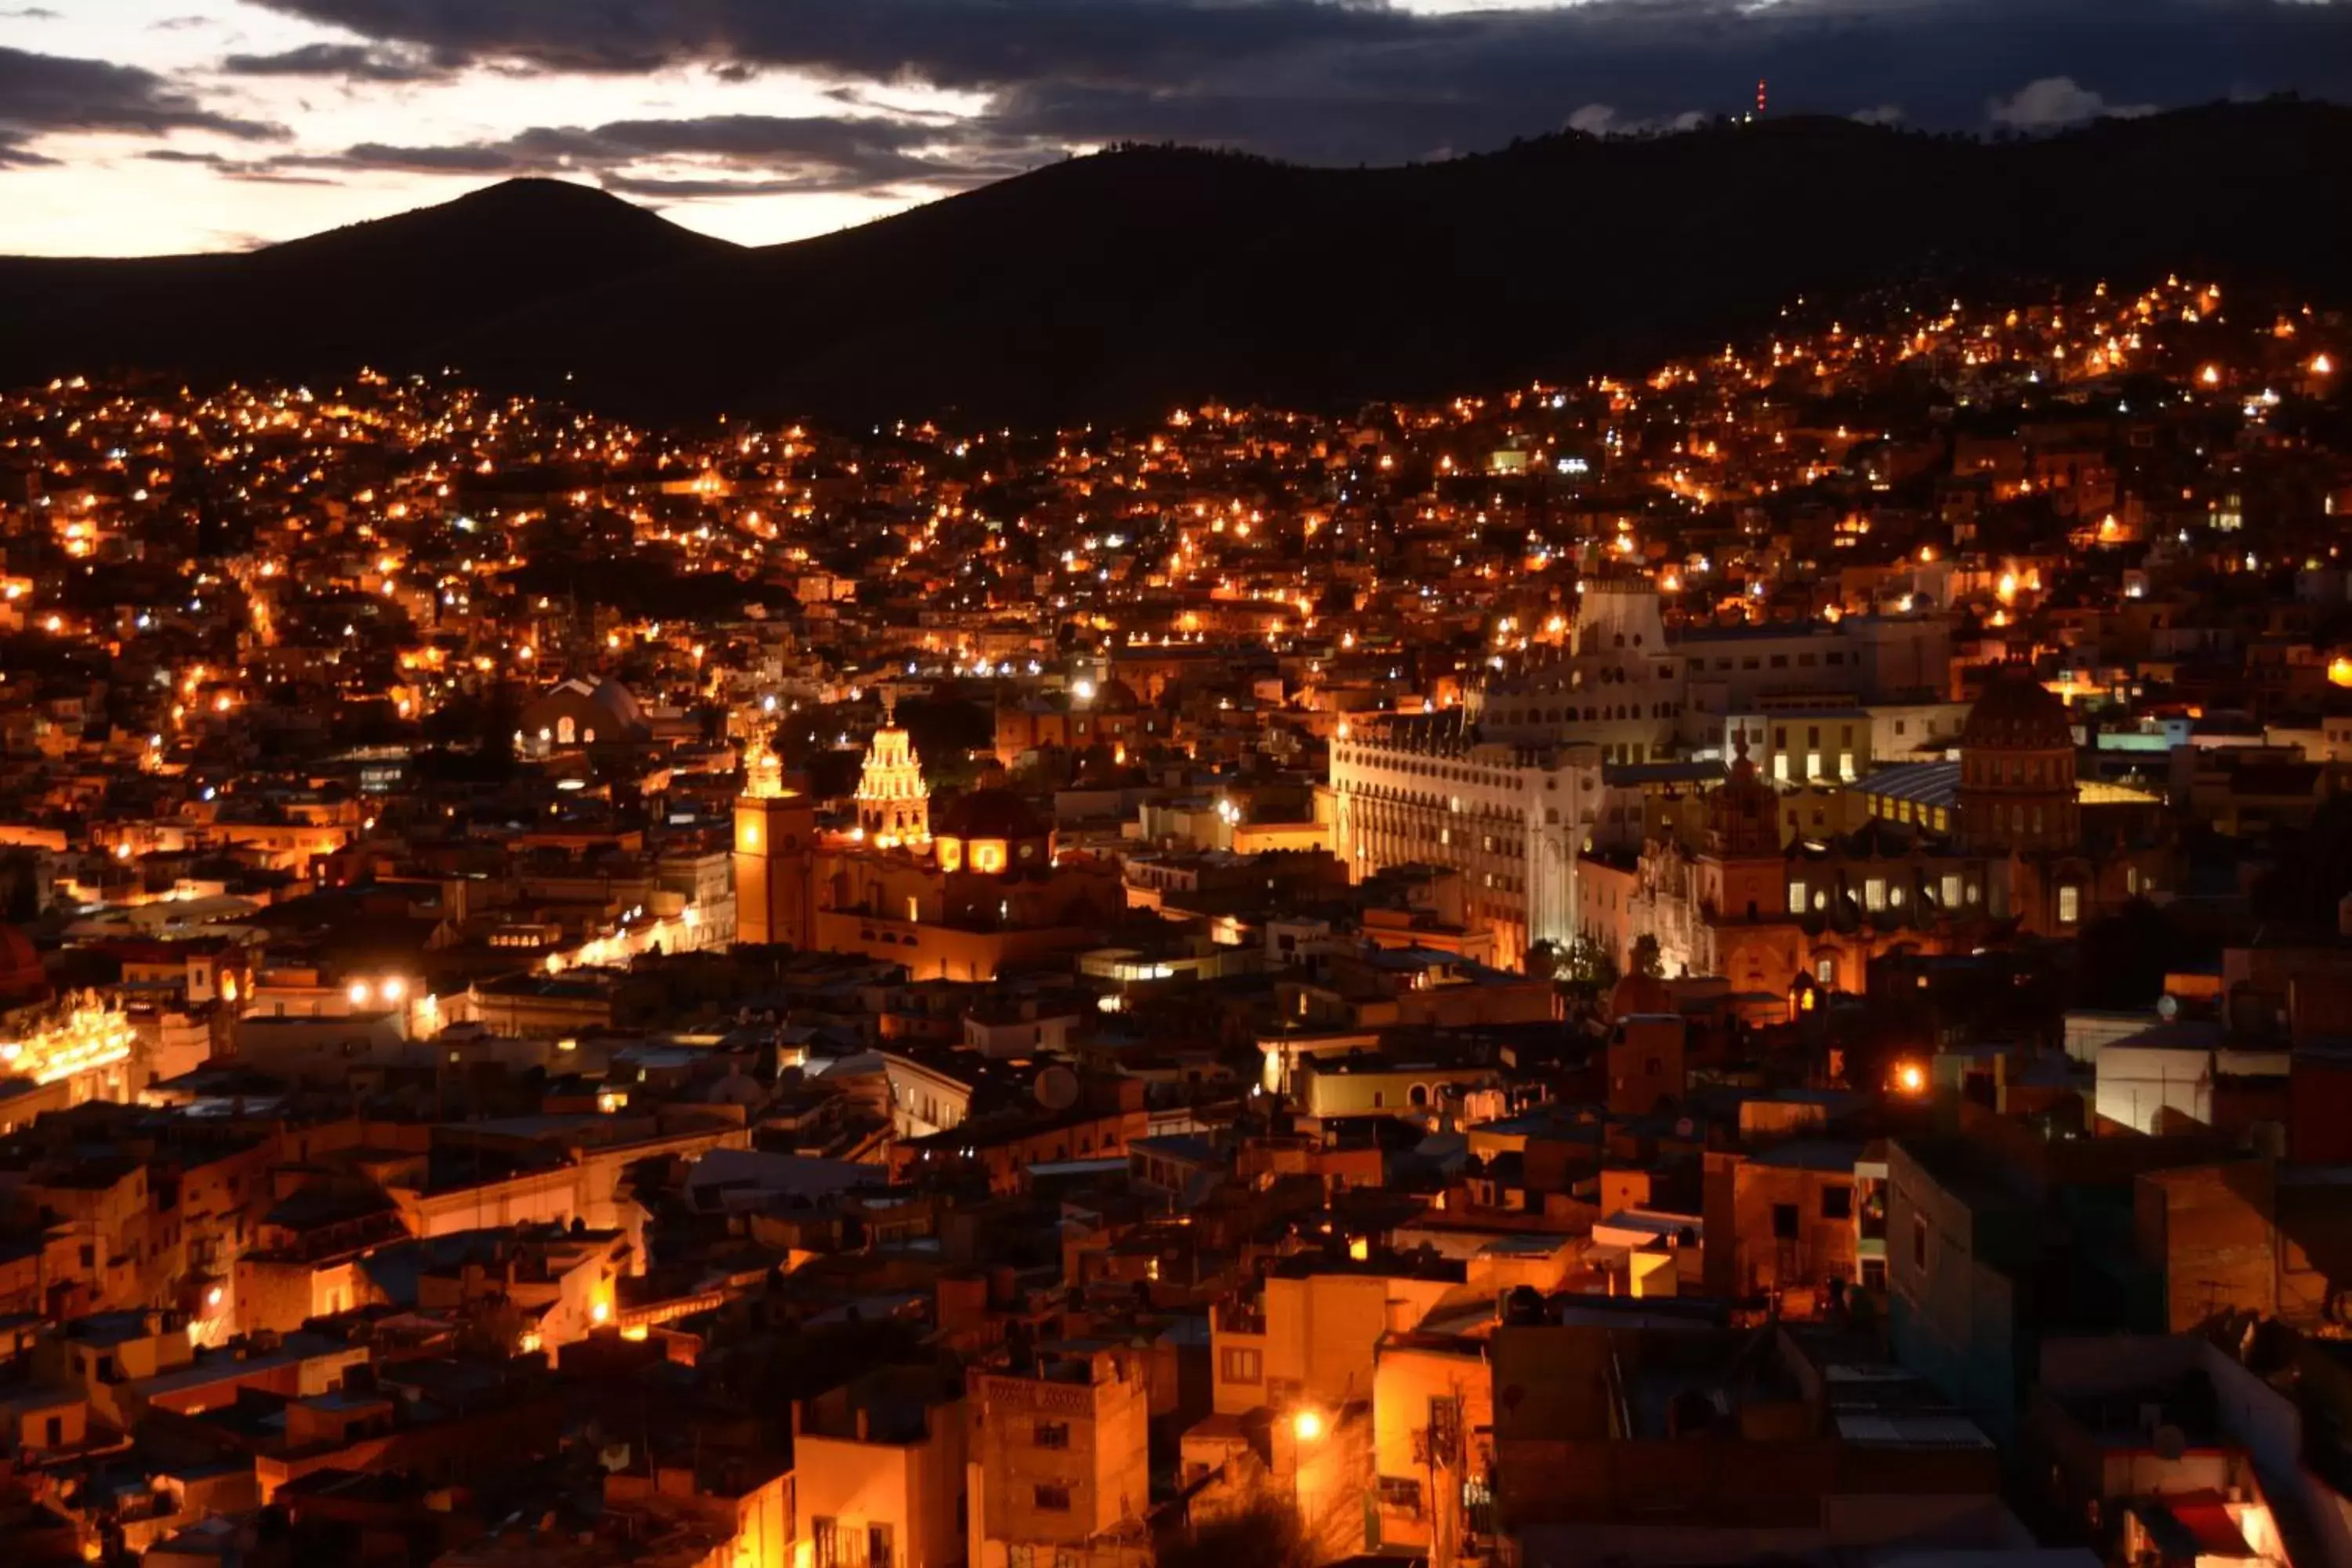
(935, 787, 1048, 843)
(932, 788, 1053, 876)
(1609, 970, 1674, 1020)
(1957, 663, 2079, 854)
(1961, 666, 2073, 752)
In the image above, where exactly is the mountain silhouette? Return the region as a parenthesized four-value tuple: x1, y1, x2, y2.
(3, 101, 2347, 425)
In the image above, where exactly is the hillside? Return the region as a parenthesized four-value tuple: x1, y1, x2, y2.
(3, 101, 2349, 423)
(0, 178, 731, 388)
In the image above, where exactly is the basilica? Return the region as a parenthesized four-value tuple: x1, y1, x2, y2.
(734, 705, 1122, 982)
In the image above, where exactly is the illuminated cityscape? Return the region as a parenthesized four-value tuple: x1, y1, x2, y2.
(5, 51, 2352, 1568)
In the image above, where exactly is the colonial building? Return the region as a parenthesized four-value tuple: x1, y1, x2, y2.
(855, 702, 931, 848)
(1328, 579, 1951, 971)
(1607, 665, 2172, 1008)
(734, 728, 1122, 982)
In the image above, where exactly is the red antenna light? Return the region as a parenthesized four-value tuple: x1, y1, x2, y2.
(1756, 78, 1768, 117)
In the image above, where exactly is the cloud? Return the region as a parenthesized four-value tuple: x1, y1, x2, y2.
(235, 0, 2352, 167)
(187, 111, 1038, 196)
(140, 147, 343, 182)
(220, 42, 453, 83)
(327, 140, 521, 171)
(1565, 103, 1708, 137)
(243, 0, 1425, 87)
(1987, 75, 2156, 129)
(0, 45, 285, 167)
(1852, 104, 1904, 125)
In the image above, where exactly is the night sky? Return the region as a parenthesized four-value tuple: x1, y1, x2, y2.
(4, 0, 2349, 256)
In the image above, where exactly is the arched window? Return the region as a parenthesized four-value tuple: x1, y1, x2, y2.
(557, 716, 575, 746)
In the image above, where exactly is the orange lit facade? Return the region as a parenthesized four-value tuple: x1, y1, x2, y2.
(735, 733, 1120, 980)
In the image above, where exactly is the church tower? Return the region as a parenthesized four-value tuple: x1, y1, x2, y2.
(855, 699, 930, 848)
(1701, 736, 1785, 923)
(734, 734, 816, 948)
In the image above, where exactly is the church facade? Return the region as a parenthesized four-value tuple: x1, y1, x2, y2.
(734, 715, 1122, 982)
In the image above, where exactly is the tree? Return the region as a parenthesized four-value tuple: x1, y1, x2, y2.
(1557, 935, 1619, 991)
(1629, 933, 1664, 979)
(1158, 1497, 1311, 1568)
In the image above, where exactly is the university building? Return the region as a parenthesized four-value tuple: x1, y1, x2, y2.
(1327, 579, 1955, 971)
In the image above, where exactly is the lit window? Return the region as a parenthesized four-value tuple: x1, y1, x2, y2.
(2058, 885, 2080, 924)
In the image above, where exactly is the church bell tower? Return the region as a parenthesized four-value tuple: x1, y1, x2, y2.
(734, 734, 816, 948)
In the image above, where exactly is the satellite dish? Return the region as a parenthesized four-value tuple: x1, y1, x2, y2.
(2153, 1425, 2187, 1461)
(1033, 1065, 1080, 1112)
(2157, 995, 2180, 1022)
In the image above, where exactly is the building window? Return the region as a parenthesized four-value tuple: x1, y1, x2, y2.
(1821, 1185, 1853, 1221)
(1816, 958, 1834, 984)
(1862, 1258, 1887, 1290)
(815, 1519, 845, 1568)
(1221, 1347, 1263, 1384)
(2058, 885, 2080, 924)
(1772, 1203, 1799, 1240)
(1034, 1483, 1073, 1512)
(1034, 1420, 1070, 1449)
(867, 1526, 894, 1568)
(1865, 877, 1886, 911)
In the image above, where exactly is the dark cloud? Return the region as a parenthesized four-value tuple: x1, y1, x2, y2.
(220, 42, 454, 83)
(241, 0, 2352, 159)
(327, 139, 520, 170)
(243, 0, 1423, 87)
(597, 171, 898, 200)
(191, 111, 1033, 194)
(140, 147, 343, 183)
(0, 45, 285, 167)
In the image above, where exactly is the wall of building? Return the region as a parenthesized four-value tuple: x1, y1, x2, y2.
(797, 1414, 966, 1568)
